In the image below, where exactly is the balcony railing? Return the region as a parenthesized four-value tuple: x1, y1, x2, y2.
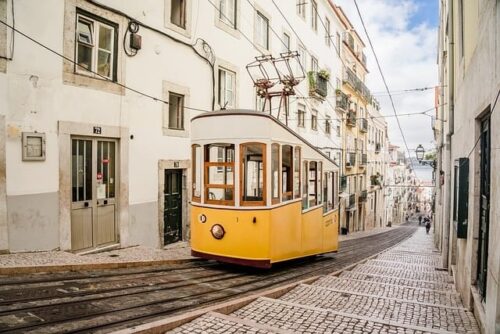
(344, 68, 372, 102)
(340, 175, 347, 192)
(347, 110, 356, 127)
(360, 153, 367, 166)
(360, 118, 368, 132)
(359, 190, 368, 202)
(346, 152, 356, 168)
(336, 90, 349, 111)
(308, 72, 328, 98)
(375, 143, 381, 153)
(348, 193, 356, 208)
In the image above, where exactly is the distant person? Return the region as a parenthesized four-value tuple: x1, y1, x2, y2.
(418, 215, 422, 225)
(425, 220, 431, 234)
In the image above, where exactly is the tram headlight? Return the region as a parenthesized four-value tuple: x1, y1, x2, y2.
(210, 224, 225, 240)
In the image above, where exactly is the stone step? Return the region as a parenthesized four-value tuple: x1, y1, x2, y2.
(313, 276, 462, 307)
(339, 271, 455, 291)
(352, 264, 454, 283)
(366, 259, 446, 272)
(167, 311, 285, 334)
(232, 296, 473, 334)
(277, 284, 479, 333)
(377, 253, 442, 266)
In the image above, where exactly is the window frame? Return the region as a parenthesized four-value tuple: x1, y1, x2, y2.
(297, 0, 306, 19)
(204, 143, 235, 206)
(325, 17, 331, 47)
(240, 142, 267, 206)
(294, 146, 301, 199)
(255, 11, 270, 50)
(75, 11, 118, 82)
(168, 92, 185, 130)
(171, 0, 187, 29)
(281, 145, 294, 201)
(311, 0, 318, 32)
(297, 103, 306, 128)
(218, 67, 236, 109)
(283, 32, 291, 52)
(219, 0, 237, 28)
(311, 110, 318, 131)
(271, 143, 281, 204)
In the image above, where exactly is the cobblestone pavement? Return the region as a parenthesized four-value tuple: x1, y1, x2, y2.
(169, 227, 480, 334)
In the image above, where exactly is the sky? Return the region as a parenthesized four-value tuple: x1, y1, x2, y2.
(335, 0, 439, 159)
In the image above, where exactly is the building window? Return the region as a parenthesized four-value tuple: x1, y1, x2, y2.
(311, 56, 318, 72)
(302, 161, 308, 209)
(205, 144, 235, 205)
(325, 116, 331, 135)
(271, 143, 280, 204)
(298, 45, 307, 73)
(308, 161, 318, 207)
(282, 145, 293, 201)
(255, 11, 269, 50)
(171, 0, 187, 29)
(297, 0, 306, 19)
(311, 110, 318, 130)
(283, 32, 290, 52)
(297, 103, 305, 127)
(325, 18, 331, 46)
(218, 68, 236, 109)
(219, 0, 236, 28)
(458, 0, 464, 58)
(255, 90, 265, 111)
(241, 143, 266, 205)
(311, 0, 318, 31)
(76, 14, 116, 80)
(168, 92, 184, 130)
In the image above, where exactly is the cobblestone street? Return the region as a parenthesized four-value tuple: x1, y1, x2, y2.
(169, 227, 480, 333)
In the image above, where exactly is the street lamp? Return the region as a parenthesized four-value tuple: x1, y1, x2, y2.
(415, 144, 425, 162)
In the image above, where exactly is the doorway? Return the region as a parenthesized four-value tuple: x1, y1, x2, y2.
(477, 116, 490, 300)
(71, 138, 118, 251)
(164, 169, 183, 245)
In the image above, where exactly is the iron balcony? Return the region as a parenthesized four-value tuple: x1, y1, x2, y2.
(360, 118, 368, 132)
(308, 72, 328, 98)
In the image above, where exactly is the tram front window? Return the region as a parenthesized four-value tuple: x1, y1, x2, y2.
(241, 143, 266, 205)
(204, 144, 235, 205)
(282, 145, 293, 201)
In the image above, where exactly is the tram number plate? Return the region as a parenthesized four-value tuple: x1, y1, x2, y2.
(93, 126, 102, 134)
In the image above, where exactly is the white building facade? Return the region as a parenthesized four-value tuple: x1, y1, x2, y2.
(0, 0, 356, 253)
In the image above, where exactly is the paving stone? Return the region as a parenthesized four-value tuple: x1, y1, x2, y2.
(376, 254, 441, 267)
(351, 264, 453, 283)
(365, 259, 444, 272)
(338, 271, 455, 292)
(232, 297, 429, 334)
(313, 276, 462, 306)
(279, 283, 478, 333)
(167, 313, 275, 334)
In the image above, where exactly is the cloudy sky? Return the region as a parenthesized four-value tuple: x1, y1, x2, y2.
(335, 0, 439, 157)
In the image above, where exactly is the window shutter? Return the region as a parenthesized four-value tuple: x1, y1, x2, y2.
(454, 158, 469, 239)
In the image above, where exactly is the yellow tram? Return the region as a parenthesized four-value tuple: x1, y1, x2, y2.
(190, 109, 340, 268)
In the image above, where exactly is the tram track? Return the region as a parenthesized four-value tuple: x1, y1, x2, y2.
(0, 225, 417, 334)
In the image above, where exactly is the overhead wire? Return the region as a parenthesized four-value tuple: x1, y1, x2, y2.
(352, 0, 418, 177)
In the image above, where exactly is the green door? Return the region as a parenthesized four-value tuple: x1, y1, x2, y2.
(164, 169, 182, 245)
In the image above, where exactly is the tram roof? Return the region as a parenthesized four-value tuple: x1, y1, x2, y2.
(192, 109, 338, 168)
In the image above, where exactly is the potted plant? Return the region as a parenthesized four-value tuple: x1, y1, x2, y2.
(318, 69, 330, 81)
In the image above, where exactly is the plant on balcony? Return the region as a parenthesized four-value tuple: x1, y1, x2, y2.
(318, 69, 330, 81)
(371, 173, 382, 186)
(307, 71, 328, 98)
(335, 88, 342, 96)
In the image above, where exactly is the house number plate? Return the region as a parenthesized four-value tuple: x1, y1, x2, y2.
(93, 126, 102, 134)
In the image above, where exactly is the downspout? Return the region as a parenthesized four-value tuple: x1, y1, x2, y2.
(442, 0, 455, 270)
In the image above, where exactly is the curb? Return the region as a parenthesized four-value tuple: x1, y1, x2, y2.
(110, 227, 417, 334)
(0, 258, 198, 276)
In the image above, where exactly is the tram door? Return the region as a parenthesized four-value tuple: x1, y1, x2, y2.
(477, 116, 490, 300)
(164, 169, 183, 245)
(71, 138, 118, 251)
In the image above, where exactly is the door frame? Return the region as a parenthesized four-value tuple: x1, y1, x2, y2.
(158, 159, 191, 248)
(58, 121, 129, 251)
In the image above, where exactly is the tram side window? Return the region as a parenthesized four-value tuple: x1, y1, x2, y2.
(204, 144, 235, 205)
(294, 147, 301, 199)
(271, 144, 280, 204)
(333, 171, 339, 208)
(317, 162, 323, 206)
(302, 160, 308, 210)
(192, 144, 202, 202)
(282, 145, 293, 201)
(324, 171, 334, 213)
(308, 161, 318, 207)
(241, 143, 266, 205)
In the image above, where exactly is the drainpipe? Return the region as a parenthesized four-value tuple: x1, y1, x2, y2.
(442, 0, 455, 270)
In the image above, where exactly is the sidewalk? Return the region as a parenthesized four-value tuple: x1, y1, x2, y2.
(168, 226, 480, 334)
(0, 225, 400, 275)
